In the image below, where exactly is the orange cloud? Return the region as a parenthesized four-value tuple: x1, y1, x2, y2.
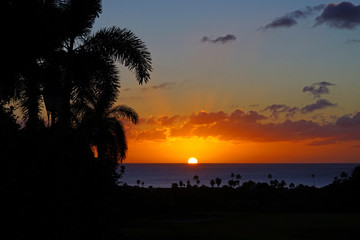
(126, 110, 360, 146)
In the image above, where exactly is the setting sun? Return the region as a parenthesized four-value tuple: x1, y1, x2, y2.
(188, 157, 198, 164)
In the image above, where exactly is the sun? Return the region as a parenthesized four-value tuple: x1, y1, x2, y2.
(188, 157, 198, 164)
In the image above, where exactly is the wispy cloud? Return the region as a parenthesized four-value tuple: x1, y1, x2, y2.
(261, 4, 325, 31)
(315, 2, 360, 30)
(303, 81, 336, 98)
(141, 82, 176, 92)
(262, 16, 297, 30)
(263, 104, 299, 119)
(300, 99, 337, 114)
(201, 34, 237, 44)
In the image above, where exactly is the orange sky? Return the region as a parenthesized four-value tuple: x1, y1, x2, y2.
(123, 109, 360, 163)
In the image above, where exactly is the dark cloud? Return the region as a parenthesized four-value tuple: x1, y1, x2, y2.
(263, 16, 298, 30)
(201, 34, 236, 44)
(229, 110, 267, 123)
(158, 115, 182, 126)
(189, 111, 228, 125)
(336, 112, 360, 127)
(300, 99, 337, 114)
(315, 2, 360, 29)
(263, 104, 299, 119)
(261, 4, 325, 30)
(291, 5, 326, 18)
(303, 81, 336, 98)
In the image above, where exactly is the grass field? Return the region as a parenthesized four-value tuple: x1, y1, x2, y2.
(123, 212, 360, 240)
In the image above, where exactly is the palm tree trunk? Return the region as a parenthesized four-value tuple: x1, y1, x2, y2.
(22, 62, 42, 130)
(59, 37, 75, 130)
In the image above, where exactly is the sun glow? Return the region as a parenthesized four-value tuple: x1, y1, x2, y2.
(188, 157, 198, 164)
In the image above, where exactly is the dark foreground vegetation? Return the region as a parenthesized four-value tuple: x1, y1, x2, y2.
(4, 147, 360, 240)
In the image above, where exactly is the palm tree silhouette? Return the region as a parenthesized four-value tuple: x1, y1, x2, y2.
(311, 174, 316, 187)
(6, 1, 152, 130)
(215, 177, 222, 187)
(56, 26, 152, 129)
(3, 1, 104, 129)
(210, 179, 215, 188)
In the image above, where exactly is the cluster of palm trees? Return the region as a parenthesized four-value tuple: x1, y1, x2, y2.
(2, 0, 152, 162)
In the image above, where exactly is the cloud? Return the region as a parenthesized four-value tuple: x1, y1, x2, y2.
(336, 112, 360, 127)
(229, 109, 267, 123)
(302, 81, 336, 98)
(147, 115, 182, 126)
(261, 4, 325, 30)
(300, 99, 337, 114)
(201, 34, 236, 44)
(315, 2, 360, 29)
(127, 110, 360, 146)
(262, 16, 298, 30)
(263, 104, 299, 119)
(189, 110, 228, 125)
(141, 82, 176, 92)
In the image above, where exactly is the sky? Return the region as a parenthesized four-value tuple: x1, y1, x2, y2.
(92, 0, 360, 163)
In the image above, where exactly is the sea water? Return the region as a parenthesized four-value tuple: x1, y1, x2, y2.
(119, 163, 359, 188)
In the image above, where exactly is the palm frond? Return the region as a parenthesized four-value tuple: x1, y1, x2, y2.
(86, 26, 152, 84)
(108, 118, 128, 162)
(108, 105, 139, 124)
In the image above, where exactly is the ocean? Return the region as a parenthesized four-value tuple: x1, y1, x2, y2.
(119, 163, 359, 188)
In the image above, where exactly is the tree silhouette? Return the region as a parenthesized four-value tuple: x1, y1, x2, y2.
(193, 175, 200, 186)
(2, 2, 152, 239)
(215, 177, 222, 187)
(236, 174, 242, 187)
(186, 180, 191, 188)
(311, 174, 315, 187)
(4, 1, 152, 131)
(2, 1, 104, 129)
(210, 179, 215, 188)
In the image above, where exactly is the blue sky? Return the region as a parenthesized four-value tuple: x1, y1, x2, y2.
(93, 1, 360, 120)
(91, 1, 360, 163)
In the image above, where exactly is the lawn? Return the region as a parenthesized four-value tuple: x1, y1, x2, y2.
(123, 212, 360, 240)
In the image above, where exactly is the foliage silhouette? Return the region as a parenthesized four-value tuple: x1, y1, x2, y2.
(215, 177, 222, 187)
(3, 1, 152, 239)
(210, 179, 215, 188)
